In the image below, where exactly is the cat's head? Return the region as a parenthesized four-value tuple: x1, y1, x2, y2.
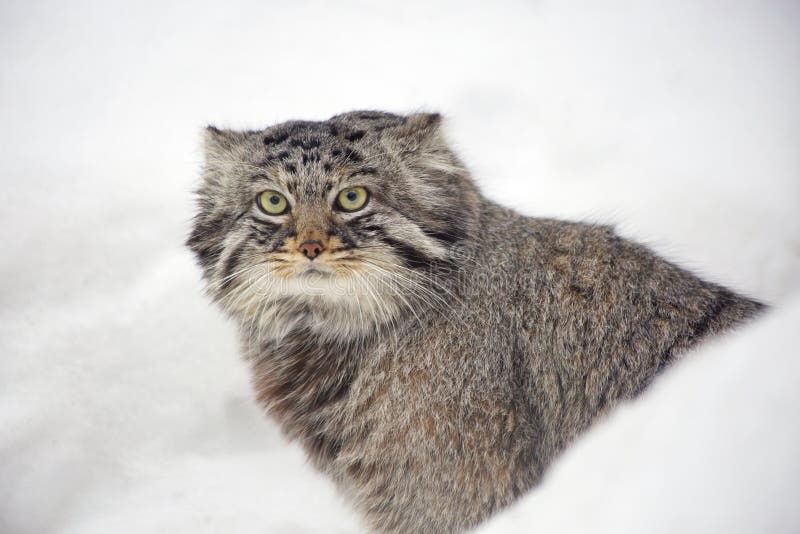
(187, 111, 480, 341)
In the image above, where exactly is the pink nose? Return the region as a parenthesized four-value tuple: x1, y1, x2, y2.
(298, 240, 324, 259)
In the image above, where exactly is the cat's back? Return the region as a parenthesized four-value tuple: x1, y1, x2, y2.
(501, 211, 763, 347)
(474, 206, 764, 442)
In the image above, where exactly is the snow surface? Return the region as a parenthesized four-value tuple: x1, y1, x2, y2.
(1, 1, 798, 533)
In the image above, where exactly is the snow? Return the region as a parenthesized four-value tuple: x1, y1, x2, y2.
(1, 1, 798, 533)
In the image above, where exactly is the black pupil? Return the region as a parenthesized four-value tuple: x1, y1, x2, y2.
(346, 191, 358, 201)
(269, 195, 280, 205)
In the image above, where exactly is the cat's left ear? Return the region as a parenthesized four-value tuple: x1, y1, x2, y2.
(384, 112, 446, 155)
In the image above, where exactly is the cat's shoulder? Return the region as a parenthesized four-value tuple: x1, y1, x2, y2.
(506, 214, 667, 289)
(511, 215, 625, 262)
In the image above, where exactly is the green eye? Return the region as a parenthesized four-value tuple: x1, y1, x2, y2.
(256, 190, 289, 215)
(336, 186, 369, 212)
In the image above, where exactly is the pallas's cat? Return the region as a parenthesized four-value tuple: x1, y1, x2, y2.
(187, 111, 764, 533)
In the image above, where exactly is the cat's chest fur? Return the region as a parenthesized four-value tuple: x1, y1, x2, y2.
(245, 309, 532, 531)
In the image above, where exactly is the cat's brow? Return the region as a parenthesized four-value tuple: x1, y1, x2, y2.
(250, 173, 285, 188)
(343, 167, 379, 182)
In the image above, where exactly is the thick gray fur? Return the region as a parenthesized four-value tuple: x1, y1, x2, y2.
(187, 110, 764, 533)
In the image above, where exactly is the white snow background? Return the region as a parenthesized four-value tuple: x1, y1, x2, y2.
(1, 1, 798, 533)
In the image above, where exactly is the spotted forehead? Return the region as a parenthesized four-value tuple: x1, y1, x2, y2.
(257, 116, 393, 197)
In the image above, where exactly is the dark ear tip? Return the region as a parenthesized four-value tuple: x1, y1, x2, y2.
(203, 125, 234, 154)
(425, 112, 442, 124)
(407, 112, 442, 127)
(399, 112, 444, 138)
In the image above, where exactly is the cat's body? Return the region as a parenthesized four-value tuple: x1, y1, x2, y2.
(188, 111, 764, 533)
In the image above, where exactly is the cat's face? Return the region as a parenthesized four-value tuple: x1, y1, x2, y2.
(188, 111, 479, 341)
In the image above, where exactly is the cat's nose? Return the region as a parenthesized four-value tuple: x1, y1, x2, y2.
(299, 240, 324, 260)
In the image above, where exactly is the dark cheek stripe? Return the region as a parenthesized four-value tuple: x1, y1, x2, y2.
(358, 224, 384, 235)
(249, 216, 281, 230)
(188, 211, 247, 270)
(332, 226, 358, 250)
(220, 240, 249, 289)
(246, 217, 291, 253)
(378, 236, 431, 269)
(348, 212, 376, 225)
(261, 229, 291, 252)
(425, 226, 466, 245)
(189, 239, 223, 269)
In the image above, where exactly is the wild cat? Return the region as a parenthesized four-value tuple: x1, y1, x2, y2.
(187, 110, 764, 533)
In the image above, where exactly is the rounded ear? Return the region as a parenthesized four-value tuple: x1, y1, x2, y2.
(384, 112, 445, 154)
(400, 112, 442, 137)
(200, 125, 250, 190)
(203, 125, 245, 161)
(397, 113, 442, 146)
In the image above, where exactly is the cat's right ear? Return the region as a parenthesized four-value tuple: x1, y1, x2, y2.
(202, 126, 245, 186)
(203, 125, 242, 162)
